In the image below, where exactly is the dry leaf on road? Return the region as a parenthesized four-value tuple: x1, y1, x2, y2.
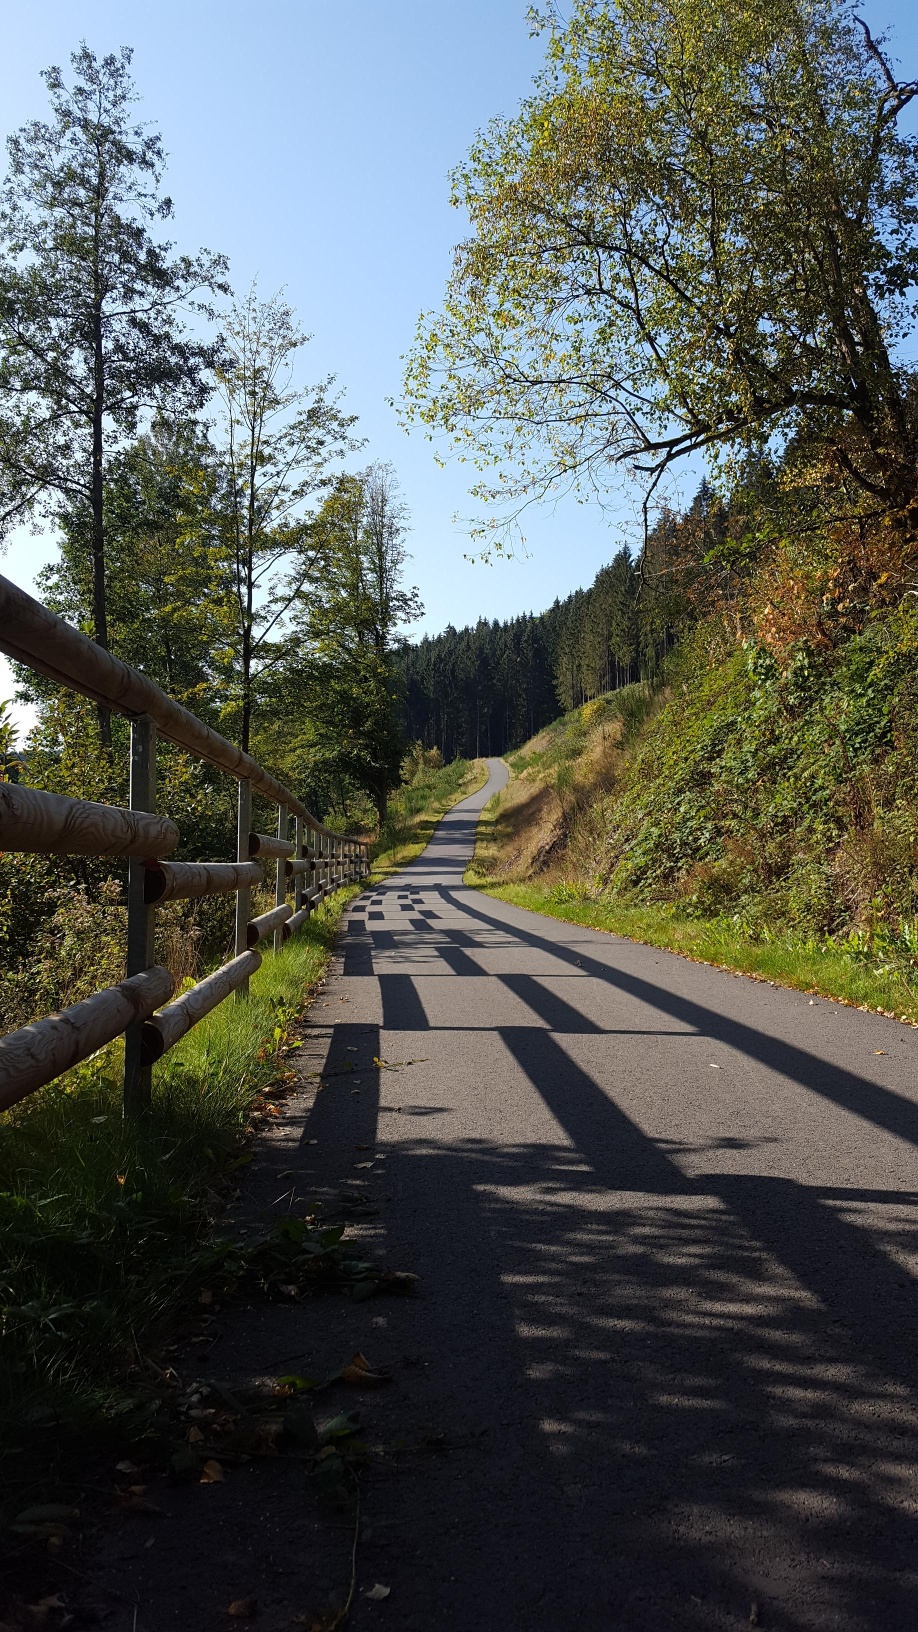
(200, 1459, 225, 1484)
(226, 1597, 258, 1618)
(340, 1352, 391, 1388)
(364, 1584, 391, 1601)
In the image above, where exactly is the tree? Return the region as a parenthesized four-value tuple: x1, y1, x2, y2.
(0, 45, 227, 737)
(297, 465, 422, 824)
(404, 0, 918, 548)
(42, 419, 235, 720)
(213, 287, 359, 752)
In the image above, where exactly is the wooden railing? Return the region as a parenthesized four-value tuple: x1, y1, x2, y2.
(0, 571, 369, 1116)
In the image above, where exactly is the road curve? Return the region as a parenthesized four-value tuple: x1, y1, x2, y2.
(98, 758, 918, 1631)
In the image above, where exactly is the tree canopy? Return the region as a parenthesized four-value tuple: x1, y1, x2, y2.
(0, 45, 227, 684)
(404, 0, 918, 542)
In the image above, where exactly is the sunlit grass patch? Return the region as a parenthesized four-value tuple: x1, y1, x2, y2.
(0, 893, 354, 1486)
(472, 880, 918, 1026)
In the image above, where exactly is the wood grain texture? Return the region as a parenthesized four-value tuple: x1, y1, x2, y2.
(144, 859, 263, 904)
(246, 902, 293, 947)
(248, 831, 295, 860)
(284, 905, 311, 938)
(0, 783, 179, 858)
(140, 950, 262, 1062)
(0, 967, 175, 1110)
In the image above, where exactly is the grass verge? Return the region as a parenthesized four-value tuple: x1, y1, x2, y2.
(0, 890, 355, 1494)
(370, 758, 488, 880)
(471, 878, 918, 1025)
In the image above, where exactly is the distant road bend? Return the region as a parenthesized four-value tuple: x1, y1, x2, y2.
(329, 758, 918, 1630)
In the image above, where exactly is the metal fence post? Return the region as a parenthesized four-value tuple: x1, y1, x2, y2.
(234, 778, 252, 1002)
(274, 804, 287, 954)
(124, 714, 157, 1116)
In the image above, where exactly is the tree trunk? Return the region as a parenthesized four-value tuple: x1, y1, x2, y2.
(91, 280, 111, 748)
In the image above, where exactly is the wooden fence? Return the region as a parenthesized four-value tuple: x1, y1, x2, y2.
(0, 571, 369, 1116)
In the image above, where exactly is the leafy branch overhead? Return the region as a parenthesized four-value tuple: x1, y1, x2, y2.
(403, 0, 918, 542)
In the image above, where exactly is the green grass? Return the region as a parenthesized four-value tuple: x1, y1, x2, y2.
(472, 879, 918, 1026)
(0, 891, 355, 1495)
(370, 758, 487, 880)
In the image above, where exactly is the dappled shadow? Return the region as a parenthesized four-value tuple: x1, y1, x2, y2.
(288, 768, 918, 1628)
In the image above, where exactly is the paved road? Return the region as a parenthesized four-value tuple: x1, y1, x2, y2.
(328, 759, 918, 1631)
(97, 758, 918, 1630)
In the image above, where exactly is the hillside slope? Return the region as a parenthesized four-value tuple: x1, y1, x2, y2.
(469, 617, 918, 1024)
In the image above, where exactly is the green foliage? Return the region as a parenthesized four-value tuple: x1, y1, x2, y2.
(398, 535, 682, 761)
(0, 45, 226, 652)
(476, 602, 918, 1008)
(405, 0, 918, 537)
(601, 612, 918, 942)
(0, 906, 345, 1462)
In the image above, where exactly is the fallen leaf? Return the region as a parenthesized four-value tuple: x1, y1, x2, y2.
(187, 1426, 205, 1444)
(340, 1351, 391, 1388)
(364, 1584, 390, 1601)
(875, 1050, 887, 1056)
(354, 1162, 374, 1171)
(200, 1459, 225, 1484)
(115, 1459, 140, 1475)
(226, 1599, 258, 1619)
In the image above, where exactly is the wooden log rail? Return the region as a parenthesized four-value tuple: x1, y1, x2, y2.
(0, 570, 371, 1114)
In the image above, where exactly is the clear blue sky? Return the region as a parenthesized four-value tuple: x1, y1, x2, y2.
(1, 0, 917, 724)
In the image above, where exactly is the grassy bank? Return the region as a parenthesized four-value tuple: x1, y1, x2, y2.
(468, 636, 918, 1026)
(370, 756, 487, 880)
(473, 877, 918, 1024)
(0, 894, 353, 1486)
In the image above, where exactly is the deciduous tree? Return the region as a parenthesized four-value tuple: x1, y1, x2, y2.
(404, 0, 918, 549)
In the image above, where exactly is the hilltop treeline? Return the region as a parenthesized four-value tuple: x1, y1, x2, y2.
(397, 490, 712, 757)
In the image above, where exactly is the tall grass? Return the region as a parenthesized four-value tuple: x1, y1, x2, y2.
(0, 901, 349, 1488)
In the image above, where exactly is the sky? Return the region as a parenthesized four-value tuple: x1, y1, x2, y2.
(1, 0, 917, 728)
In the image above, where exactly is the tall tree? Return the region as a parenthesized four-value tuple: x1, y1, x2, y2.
(404, 0, 918, 550)
(213, 287, 359, 752)
(298, 466, 422, 823)
(0, 45, 227, 737)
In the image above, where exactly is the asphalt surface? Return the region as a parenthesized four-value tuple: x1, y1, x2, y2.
(96, 758, 918, 1631)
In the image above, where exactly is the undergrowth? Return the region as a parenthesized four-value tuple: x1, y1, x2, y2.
(0, 897, 352, 1490)
(470, 610, 918, 1023)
